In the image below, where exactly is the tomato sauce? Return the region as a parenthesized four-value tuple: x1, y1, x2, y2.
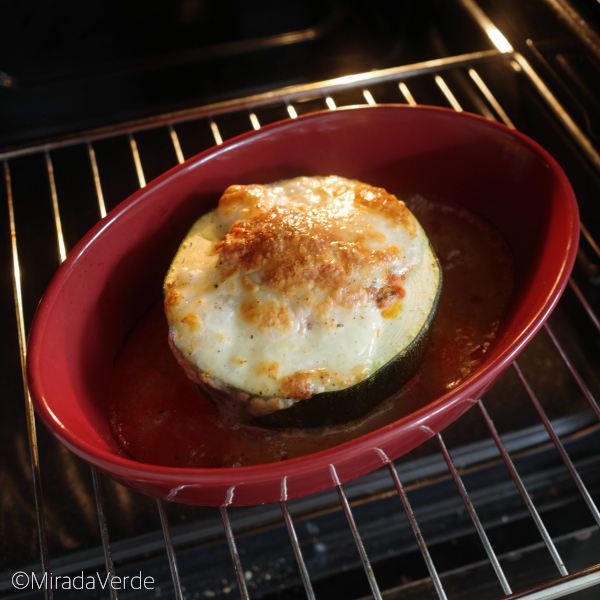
(109, 195, 515, 468)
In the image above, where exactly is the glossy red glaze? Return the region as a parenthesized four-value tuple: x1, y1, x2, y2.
(27, 106, 579, 506)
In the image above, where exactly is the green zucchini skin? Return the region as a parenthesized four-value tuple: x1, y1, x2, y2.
(254, 255, 442, 428)
(183, 251, 443, 430)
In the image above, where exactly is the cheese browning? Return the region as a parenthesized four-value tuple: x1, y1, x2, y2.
(215, 202, 406, 313)
(164, 176, 436, 414)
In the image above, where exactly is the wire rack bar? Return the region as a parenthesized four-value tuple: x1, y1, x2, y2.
(0, 49, 508, 162)
(435, 75, 463, 112)
(398, 82, 417, 106)
(539, 0, 600, 65)
(503, 565, 600, 599)
(581, 222, 600, 261)
(468, 68, 516, 127)
(458, 0, 600, 172)
(157, 500, 184, 600)
(387, 462, 448, 599)
(513, 362, 600, 528)
(331, 465, 383, 600)
(44, 150, 67, 262)
(87, 142, 107, 219)
(92, 469, 118, 600)
(543, 323, 600, 420)
(168, 124, 185, 165)
(210, 119, 224, 145)
(128, 133, 146, 188)
(281, 500, 317, 600)
(286, 102, 299, 119)
(477, 400, 568, 576)
(4, 159, 54, 600)
(248, 111, 262, 131)
(362, 89, 377, 106)
(515, 52, 600, 171)
(437, 432, 513, 595)
(568, 278, 600, 333)
(220, 507, 251, 600)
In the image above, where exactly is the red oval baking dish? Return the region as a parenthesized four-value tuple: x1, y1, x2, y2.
(27, 105, 579, 506)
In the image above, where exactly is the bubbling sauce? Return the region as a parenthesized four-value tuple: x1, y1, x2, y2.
(109, 195, 515, 468)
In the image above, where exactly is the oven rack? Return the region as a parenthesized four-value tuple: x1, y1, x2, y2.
(3, 5, 600, 600)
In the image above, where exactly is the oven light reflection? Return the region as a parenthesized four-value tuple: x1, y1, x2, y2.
(362, 89, 376, 106)
(487, 28, 513, 53)
(249, 112, 261, 130)
(459, 0, 513, 53)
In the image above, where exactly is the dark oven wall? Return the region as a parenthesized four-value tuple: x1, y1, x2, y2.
(0, 0, 432, 149)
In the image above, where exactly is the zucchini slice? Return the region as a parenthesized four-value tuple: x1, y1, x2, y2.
(164, 176, 442, 428)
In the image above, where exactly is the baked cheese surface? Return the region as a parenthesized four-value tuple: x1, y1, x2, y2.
(164, 176, 434, 409)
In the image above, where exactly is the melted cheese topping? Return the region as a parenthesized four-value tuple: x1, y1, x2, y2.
(164, 176, 432, 409)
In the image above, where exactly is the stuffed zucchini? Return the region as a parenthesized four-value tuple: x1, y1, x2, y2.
(164, 176, 442, 428)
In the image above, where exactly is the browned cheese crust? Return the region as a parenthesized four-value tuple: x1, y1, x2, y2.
(214, 183, 415, 326)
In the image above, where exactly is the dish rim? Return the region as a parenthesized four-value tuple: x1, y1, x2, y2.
(27, 104, 580, 489)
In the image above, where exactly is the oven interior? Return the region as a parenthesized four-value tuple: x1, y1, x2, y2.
(1, 0, 600, 598)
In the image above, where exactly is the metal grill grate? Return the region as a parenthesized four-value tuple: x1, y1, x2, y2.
(3, 5, 600, 600)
